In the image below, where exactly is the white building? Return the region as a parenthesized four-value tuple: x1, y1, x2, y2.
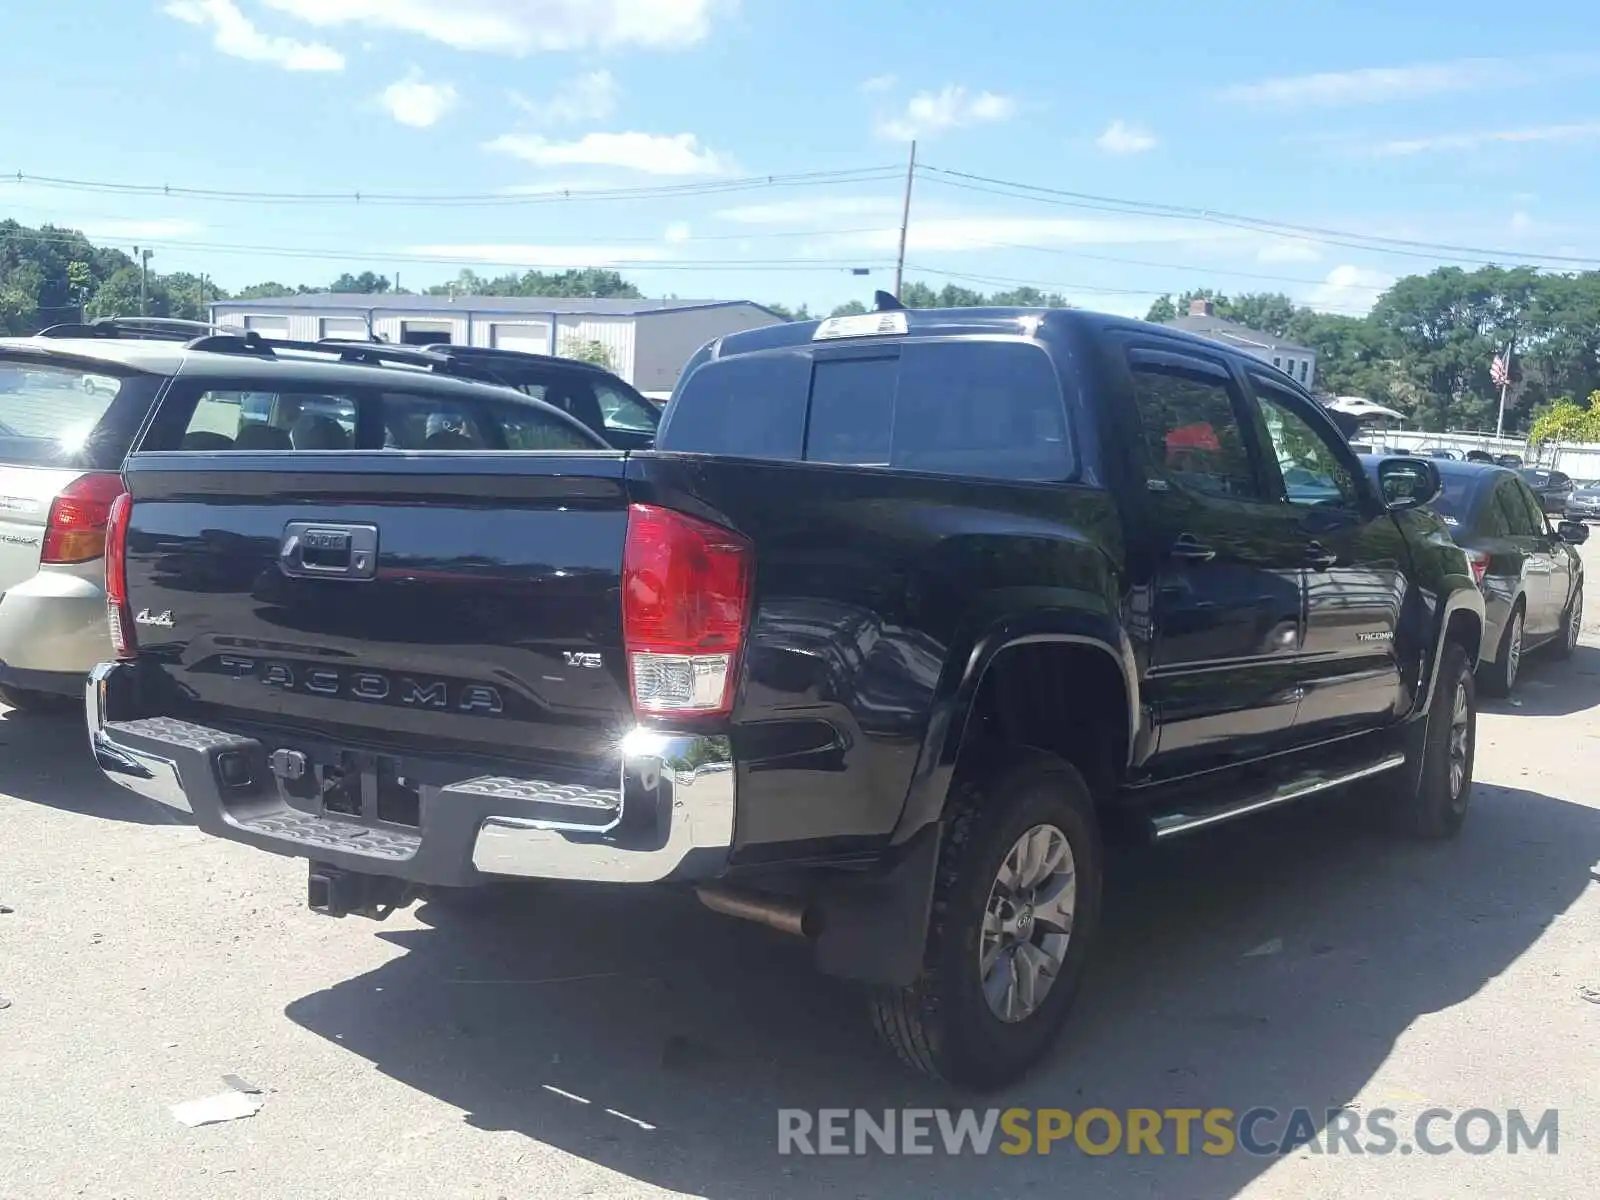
(1163, 298, 1318, 390)
(207, 294, 785, 394)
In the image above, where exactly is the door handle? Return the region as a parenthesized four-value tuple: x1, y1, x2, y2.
(1169, 534, 1216, 563)
(1304, 540, 1339, 570)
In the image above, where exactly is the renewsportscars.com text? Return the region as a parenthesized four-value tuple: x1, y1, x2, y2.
(777, 1107, 1559, 1157)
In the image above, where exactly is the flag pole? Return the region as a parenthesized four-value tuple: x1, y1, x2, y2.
(1494, 341, 1513, 440)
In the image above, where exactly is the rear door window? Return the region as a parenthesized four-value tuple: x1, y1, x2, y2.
(660, 349, 812, 460)
(1128, 361, 1260, 500)
(594, 381, 659, 435)
(483, 400, 602, 450)
(178, 388, 358, 451)
(379, 393, 492, 450)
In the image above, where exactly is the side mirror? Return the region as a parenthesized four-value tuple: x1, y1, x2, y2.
(1376, 456, 1442, 510)
(1558, 520, 1590, 545)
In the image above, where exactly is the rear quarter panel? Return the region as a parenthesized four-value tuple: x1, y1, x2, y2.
(627, 453, 1127, 865)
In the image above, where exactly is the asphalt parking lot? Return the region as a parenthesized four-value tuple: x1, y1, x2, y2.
(4, 563, 1600, 1199)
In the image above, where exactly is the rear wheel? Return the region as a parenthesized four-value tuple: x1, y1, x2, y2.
(868, 750, 1102, 1090)
(0, 685, 77, 715)
(1390, 640, 1476, 839)
(1557, 588, 1583, 659)
(1478, 605, 1523, 697)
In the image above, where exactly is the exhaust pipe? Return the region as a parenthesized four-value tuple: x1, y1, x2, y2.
(696, 885, 816, 939)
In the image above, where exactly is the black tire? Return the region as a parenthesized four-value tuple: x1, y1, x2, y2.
(0, 685, 77, 715)
(1477, 603, 1523, 698)
(868, 749, 1102, 1091)
(1390, 640, 1476, 839)
(1556, 586, 1583, 659)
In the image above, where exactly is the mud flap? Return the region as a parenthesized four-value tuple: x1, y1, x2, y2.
(811, 822, 941, 987)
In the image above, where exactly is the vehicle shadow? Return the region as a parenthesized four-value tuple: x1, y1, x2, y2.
(0, 708, 189, 826)
(282, 782, 1598, 1197)
(1482, 643, 1600, 717)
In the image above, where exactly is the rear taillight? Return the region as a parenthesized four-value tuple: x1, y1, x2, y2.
(42, 472, 126, 565)
(622, 503, 752, 718)
(104, 490, 135, 660)
(1464, 549, 1490, 590)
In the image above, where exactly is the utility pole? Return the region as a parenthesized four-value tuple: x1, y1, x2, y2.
(134, 246, 152, 316)
(893, 139, 917, 299)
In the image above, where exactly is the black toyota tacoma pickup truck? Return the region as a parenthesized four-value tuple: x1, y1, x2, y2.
(88, 305, 1485, 1089)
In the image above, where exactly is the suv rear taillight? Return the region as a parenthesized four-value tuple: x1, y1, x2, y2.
(104, 491, 136, 660)
(622, 503, 752, 718)
(42, 472, 126, 565)
(1464, 548, 1490, 590)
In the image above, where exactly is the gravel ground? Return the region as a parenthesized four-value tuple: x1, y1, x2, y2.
(3, 564, 1599, 1199)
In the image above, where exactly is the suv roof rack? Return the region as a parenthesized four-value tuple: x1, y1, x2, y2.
(36, 316, 232, 343)
(184, 331, 508, 383)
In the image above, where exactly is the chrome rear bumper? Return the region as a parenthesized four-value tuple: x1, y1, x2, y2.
(86, 662, 734, 886)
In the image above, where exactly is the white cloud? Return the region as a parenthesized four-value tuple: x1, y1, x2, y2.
(163, 0, 344, 70)
(860, 74, 897, 94)
(1256, 239, 1322, 264)
(75, 218, 206, 240)
(664, 222, 692, 244)
(260, 0, 720, 54)
(876, 85, 1016, 141)
(1096, 120, 1157, 154)
(379, 73, 458, 127)
(484, 131, 729, 175)
(509, 70, 619, 125)
(1308, 265, 1395, 313)
(407, 243, 674, 267)
(1219, 54, 1600, 108)
(715, 195, 902, 224)
(1371, 121, 1600, 156)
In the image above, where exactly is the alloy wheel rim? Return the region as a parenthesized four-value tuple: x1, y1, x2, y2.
(979, 824, 1076, 1023)
(1507, 615, 1523, 685)
(1448, 681, 1471, 802)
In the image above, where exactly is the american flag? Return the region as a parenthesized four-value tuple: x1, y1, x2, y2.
(1491, 355, 1510, 388)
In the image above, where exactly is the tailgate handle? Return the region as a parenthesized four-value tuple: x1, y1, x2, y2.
(281, 522, 378, 580)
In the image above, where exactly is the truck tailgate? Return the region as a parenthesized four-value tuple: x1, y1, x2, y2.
(120, 451, 634, 771)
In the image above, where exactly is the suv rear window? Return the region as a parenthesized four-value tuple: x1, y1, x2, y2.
(661, 339, 1072, 481)
(0, 360, 157, 469)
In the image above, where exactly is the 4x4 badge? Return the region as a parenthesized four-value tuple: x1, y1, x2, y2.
(135, 609, 174, 628)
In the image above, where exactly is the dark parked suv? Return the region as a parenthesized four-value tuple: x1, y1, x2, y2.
(89, 303, 1485, 1088)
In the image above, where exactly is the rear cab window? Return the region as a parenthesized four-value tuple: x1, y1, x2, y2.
(0, 357, 160, 470)
(659, 337, 1073, 482)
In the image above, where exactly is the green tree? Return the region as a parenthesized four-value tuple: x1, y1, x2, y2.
(236, 281, 299, 299)
(829, 300, 869, 318)
(329, 271, 392, 294)
(558, 338, 616, 371)
(1529, 393, 1600, 445)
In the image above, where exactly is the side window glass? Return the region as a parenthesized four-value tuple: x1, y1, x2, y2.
(1494, 480, 1531, 536)
(380, 393, 491, 450)
(1517, 482, 1549, 535)
(177, 389, 355, 451)
(805, 357, 895, 466)
(1254, 388, 1357, 507)
(487, 402, 600, 451)
(594, 382, 659, 434)
(1128, 363, 1260, 500)
(1480, 486, 1513, 536)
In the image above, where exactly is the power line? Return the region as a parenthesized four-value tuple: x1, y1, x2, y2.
(916, 165, 1600, 269)
(1, 166, 904, 208)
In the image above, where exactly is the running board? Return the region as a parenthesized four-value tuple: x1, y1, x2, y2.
(1148, 753, 1408, 841)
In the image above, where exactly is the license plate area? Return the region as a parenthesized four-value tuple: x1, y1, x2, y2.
(271, 747, 420, 828)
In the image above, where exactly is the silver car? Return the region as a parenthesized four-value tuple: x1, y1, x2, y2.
(0, 341, 169, 710)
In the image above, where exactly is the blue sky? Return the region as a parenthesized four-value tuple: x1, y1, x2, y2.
(3, 0, 1599, 316)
